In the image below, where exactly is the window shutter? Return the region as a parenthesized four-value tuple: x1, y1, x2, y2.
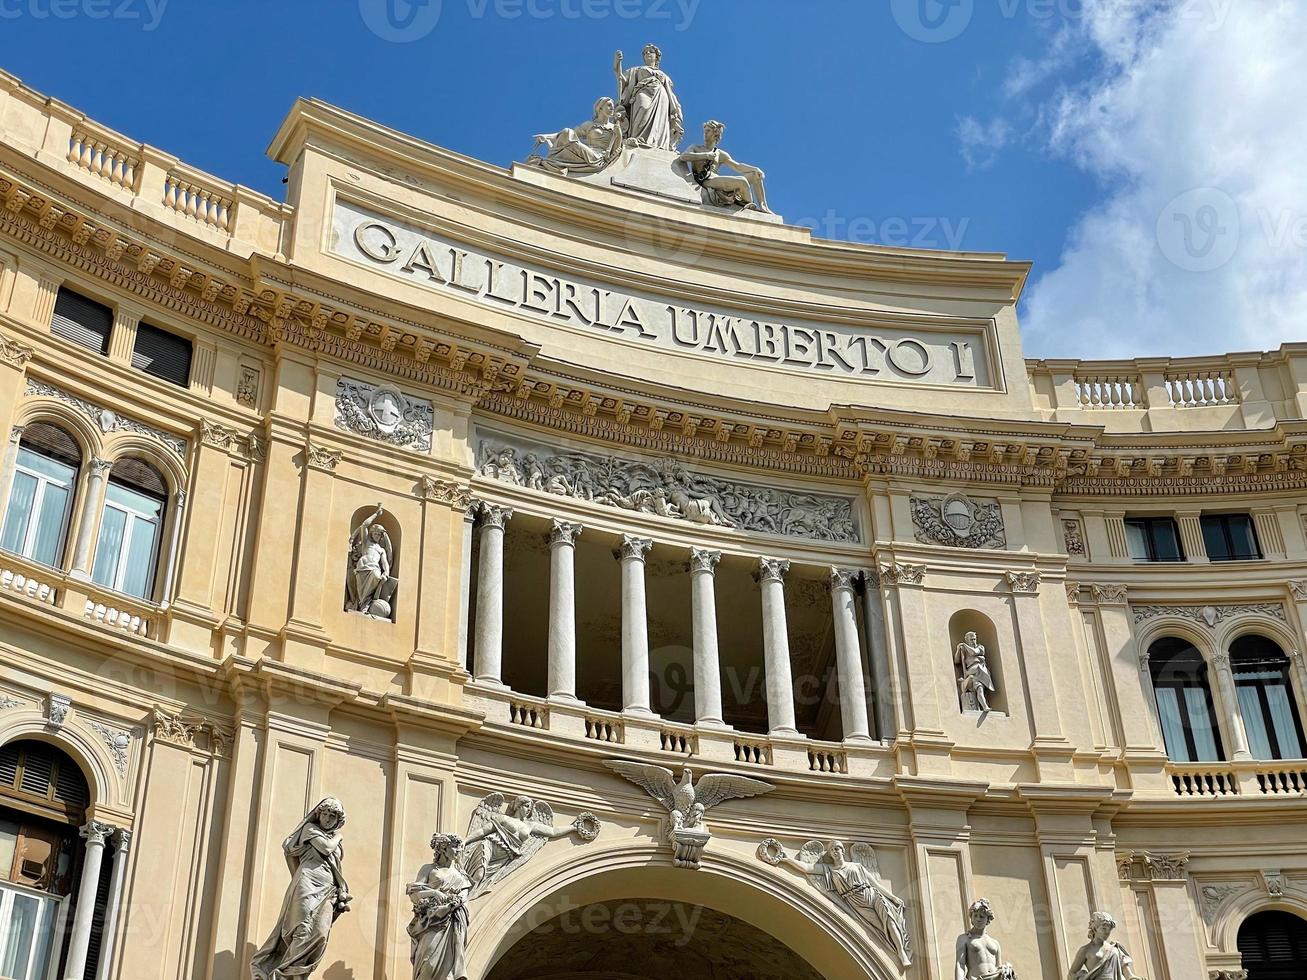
(50, 289, 113, 355)
(131, 322, 193, 387)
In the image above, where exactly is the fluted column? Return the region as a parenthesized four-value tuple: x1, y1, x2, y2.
(548, 519, 583, 704)
(690, 548, 725, 727)
(69, 457, 112, 580)
(830, 567, 872, 741)
(64, 821, 113, 980)
(94, 828, 132, 980)
(619, 535, 654, 716)
(1211, 652, 1252, 760)
(473, 503, 512, 688)
(758, 557, 798, 736)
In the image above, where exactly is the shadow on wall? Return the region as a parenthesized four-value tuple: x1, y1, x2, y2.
(323, 963, 357, 980)
(948, 609, 1007, 715)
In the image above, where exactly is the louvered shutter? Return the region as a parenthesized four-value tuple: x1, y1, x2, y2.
(131, 322, 192, 387)
(50, 289, 113, 355)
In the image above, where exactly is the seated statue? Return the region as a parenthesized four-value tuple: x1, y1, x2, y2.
(955, 631, 996, 712)
(527, 97, 625, 176)
(676, 120, 771, 213)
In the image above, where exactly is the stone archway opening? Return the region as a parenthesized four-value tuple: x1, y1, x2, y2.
(1237, 909, 1307, 980)
(485, 898, 824, 980)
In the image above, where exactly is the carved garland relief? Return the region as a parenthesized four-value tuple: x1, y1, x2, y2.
(910, 492, 1006, 550)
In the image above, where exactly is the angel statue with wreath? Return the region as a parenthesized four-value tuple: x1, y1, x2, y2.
(462, 793, 601, 899)
(345, 504, 398, 621)
(758, 838, 913, 968)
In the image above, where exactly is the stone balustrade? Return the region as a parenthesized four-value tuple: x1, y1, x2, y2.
(1166, 760, 1307, 799)
(82, 593, 156, 638)
(0, 70, 291, 258)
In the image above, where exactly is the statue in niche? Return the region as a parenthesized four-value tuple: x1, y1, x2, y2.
(758, 838, 912, 968)
(462, 793, 601, 898)
(251, 798, 352, 980)
(676, 121, 772, 214)
(614, 44, 684, 150)
(956, 898, 1018, 979)
(607, 761, 773, 869)
(345, 505, 398, 621)
(1069, 912, 1147, 980)
(527, 96, 626, 176)
(407, 833, 471, 980)
(955, 631, 996, 712)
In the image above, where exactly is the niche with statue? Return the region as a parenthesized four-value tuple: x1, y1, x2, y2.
(948, 610, 1006, 715)
(344, 504, 401, 622)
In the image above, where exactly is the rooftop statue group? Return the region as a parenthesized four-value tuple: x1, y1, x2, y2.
(527, 44, 772, 215)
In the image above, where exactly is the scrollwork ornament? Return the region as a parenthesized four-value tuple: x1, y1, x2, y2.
(87, 719, 132, 776)
(0, 336, 34, 367)
(305, 444, 342, 472)
(417, 476, 473, 511)
(1289, 581, 1307, 602)
(1006, 571, 1041, 594)
(879, 563, 926, 587)
(1091, 583, 1129, 605)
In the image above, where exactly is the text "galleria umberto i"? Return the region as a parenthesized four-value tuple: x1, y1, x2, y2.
(0, 41, 1301, 980)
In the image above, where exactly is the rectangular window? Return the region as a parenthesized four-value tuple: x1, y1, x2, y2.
(131, 322, 192, 387)
(1201, 514, 1262, 561)
(50, 288, 112, 355)
(1234, 664, 1306, 760)
(0, 448, 76, 568)
(0, 882, 60, 980)
(91, 482, 164, 600)
(1124, 517, 1185, 562)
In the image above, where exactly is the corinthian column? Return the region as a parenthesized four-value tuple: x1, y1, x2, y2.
(619, 535, 654, 716)
(70, 457, 112, 581)
(830, 567, 872, 741)
(759, 557, 798, 737)
(548, 519, 583, 704)
(690, 548, 725, 727)
(63, 821, 113, 980)
(473, 503, 512, 688)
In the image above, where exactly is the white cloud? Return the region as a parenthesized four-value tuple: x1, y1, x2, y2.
(1011, 0, 1307, 359)
(958, 116, 1014, 170)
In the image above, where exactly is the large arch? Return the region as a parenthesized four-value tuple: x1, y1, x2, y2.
(466, 845, 900, 980)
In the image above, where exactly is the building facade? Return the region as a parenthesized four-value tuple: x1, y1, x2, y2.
(0, 63, 1304, 980)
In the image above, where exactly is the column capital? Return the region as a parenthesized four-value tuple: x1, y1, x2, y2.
(0, 335, 34, 368)
(81, 821, 116, 846)
(829, 567, 859, 591)
(8, 424, 24, 446)
(1212, 652, 1232, 672)
(879, 562, 925, 588)
(89, 457, 113, 478)
(689, 548, 721, 574)
(617, 535, 653, 562)
(758, 557, 790, 583)
(1090, 583, 1129, 605)
(549, 519, 583, 547)
(1289, 581, 1307, 602)
(173, 489, 187, 511)
(114, 827, 133, 851)
(1006, 570, 1041, 594)
(478, 502, 513, 530)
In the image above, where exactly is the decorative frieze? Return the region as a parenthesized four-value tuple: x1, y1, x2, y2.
(476, 434, 859, 543)
(1132, 603, 1286, 627)
(334, 376, 434, 453)
(910, 492, 1006, 550)
(1062, 518, 1087, 556)
(152, 706, 233, 756)
(304, 444, 342, 472)
(25, 378, 187, 457)
(1091, 583, 1128, 605)
(236, 365, 260, 408)
(417, 476, 473, 511)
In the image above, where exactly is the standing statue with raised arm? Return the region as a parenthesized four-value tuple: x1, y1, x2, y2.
(614, 44, 684, 150)
(251, 798, 352, 980)
(346, 504, 397, 621)
(676, 121, 772, 214)
(757, 838, 912, 968)
(956, 898, 1018, 979)
(1069, 912, 1147, 980)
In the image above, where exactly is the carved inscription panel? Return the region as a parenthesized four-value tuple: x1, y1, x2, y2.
(330, 200, 994, 388)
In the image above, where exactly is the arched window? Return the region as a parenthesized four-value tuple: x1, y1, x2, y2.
(1, 423, 81, 568)
(91, 458, 168, 600)
(1231, 636, 1306, 761)
(1149, 637, 1223, 762)
(1238, 910, 1307, 980)
(0, 740, 90, 980)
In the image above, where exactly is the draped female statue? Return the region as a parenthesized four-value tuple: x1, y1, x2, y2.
(407, 833, 471, 980)
(251, 798, 352, 980)
(1069, 912, 1147, 980)
(614, 44, 684, 150)
(528, 97, 625, 176)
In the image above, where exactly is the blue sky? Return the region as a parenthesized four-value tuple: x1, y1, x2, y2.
(3, 1, 1303, 360)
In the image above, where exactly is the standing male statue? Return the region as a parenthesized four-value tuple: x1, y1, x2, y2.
(955, 898, 1017, 979)
(676, 121, 772, 214)
(614, 44, 684, 150)
(955, 631, 996, 712)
